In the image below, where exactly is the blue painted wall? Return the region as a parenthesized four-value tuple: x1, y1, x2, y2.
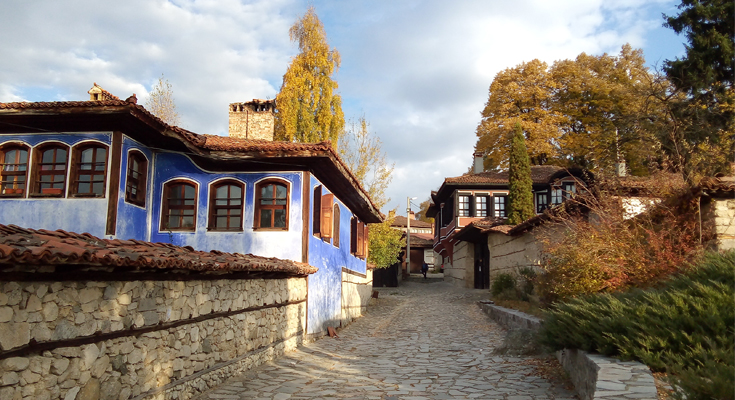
(115, 136, 154, 241)
(0, 133, 112, 237)
(148, 152, 304, 261)
(306, 174, 368, 334)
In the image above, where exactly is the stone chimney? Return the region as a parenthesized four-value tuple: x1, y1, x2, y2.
(408, 211, 415, 220)
(473, 151, 484, 174)
(87, 83, 120, 101)
(228, 99, 275, 141)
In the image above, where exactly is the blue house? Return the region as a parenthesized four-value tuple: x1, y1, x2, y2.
(0, 84, 382, 336)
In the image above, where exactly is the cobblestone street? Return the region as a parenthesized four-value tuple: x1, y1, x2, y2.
(194, 280, 577, 400)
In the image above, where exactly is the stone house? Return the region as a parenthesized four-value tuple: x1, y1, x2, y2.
(425, 154, 590, 289)
(0, 223, 315, 400)
(0, 84, 382, 339)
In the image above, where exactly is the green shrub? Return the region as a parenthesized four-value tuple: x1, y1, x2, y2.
(491, 273, 517, 297)
(539, 251, 735, 400)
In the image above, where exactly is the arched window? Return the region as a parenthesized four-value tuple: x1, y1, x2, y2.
(71, 143, 108, 196)
(125, 151, 148, 206)
(0, 144, 29, 197)
(255, 179, 289, 230)
(32, 143, 69, 197)
(161, 180, 198, 231)
(209, 180, 244, 231)
(332, 203, 340, 248)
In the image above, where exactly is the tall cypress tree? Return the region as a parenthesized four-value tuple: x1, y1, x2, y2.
(507, 123, 535, 225)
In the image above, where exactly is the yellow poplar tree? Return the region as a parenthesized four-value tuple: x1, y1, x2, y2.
(275, 7, 344, 145)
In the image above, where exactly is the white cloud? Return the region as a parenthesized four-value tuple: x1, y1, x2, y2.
(0, 0, 682, 213)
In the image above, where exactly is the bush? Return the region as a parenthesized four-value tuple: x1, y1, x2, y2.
(537, 189, 705, 303)
(491, 273, 517, 298)
(539, 251, 735, 400)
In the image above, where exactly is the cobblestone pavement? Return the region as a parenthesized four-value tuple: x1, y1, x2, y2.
(194, 281, 577, 400)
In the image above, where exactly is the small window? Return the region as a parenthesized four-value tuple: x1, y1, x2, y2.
(71, 144, 108, 197)
(161, 180, 198, 231)
(536, 192, 548, 213)
(458, 195, 470, 217)
(563, 182, 576, 199)
(332, 204, 340, 248)
(0, 145, 29, 197)
(493, 196, 507, 218)
(255, 180, 289, 230)
(476, 196, 487, 217)
(320, 193, 334, 239)
(32, 143, 69, 197)
(125, 151, 148, 206)
(313, 185, 322, 236)
(551, 188, 563, 205)
(209, 180, 244, 231)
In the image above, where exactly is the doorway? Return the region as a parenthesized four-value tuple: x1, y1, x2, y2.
(473, 243, 489, 289)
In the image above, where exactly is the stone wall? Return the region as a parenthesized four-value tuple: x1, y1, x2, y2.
(487, 229, 545, 282)
(444, 241, 471, 288)
(228, 101, 275, 141)
(712, 198, 735, 252)
(0, 270, 307, 400)
(340, 268, 373, 325)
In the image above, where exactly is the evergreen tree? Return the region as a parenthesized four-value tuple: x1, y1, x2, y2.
(275, 7, 344, 145)
(507, 123, 535, 225)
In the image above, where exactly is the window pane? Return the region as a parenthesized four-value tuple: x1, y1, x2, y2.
(231, 216, 241, 227)
(231, 185, 242, 198)
(275, 184, 287, 199)
(184, 185, 196, 199)
(216, 185, 228, 199)
(216, 216, 228, 228)
(81, 148, 93, 165)
(260, 209, 272, 228)
(274, 209, 286, 228)
(42, 149, 54, 164)
(92, 182, 104, 194)
(261, 184, 273, 199)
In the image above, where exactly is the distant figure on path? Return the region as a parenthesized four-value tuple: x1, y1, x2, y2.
(421, 262, 428, 279)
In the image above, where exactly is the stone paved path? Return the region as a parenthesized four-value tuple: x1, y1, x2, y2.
(194, 281, 577, 400)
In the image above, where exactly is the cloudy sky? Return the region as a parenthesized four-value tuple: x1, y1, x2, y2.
(0, 0, 685, 214)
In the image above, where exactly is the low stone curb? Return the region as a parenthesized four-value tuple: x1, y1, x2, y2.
(478, 302, 658, 400)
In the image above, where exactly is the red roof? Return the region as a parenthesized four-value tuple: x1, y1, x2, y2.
(0, 224, 317, 275)
(0, 99, 381, 223)
(391, 215, 433, 229)
(444, 165, 566, 185)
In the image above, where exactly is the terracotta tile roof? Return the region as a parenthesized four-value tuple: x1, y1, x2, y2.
(445, 165, 566, 185)
(0, 100, 381, 222)
(391, 216, 433, 229)
(406, 232, 434, 247)
(596, 172, 687, 196)
(0, 224, 317, 275)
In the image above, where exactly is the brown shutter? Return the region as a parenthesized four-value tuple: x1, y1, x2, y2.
(363, 223, 369, 260)
(356, 220, 365, 257)
(312, 185, 322, 237)
(350, 217, 358, 254)
(320, 193, 334, 239)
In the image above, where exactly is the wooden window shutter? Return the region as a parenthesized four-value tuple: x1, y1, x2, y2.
(363, 223, 369, 259)
(356, 220, 365, 257)
(350, 217, 358, 254)
(313, 185, 322, 236)
(469, 194, 476, 217)
(320, 193, 334, 239)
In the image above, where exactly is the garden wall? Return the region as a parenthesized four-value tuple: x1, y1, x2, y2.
(341, 268, 373, 324)
(487, 229, 543, 279)
(0, 268, 307, 400)
(712, 198, 735, 252)
(444, 241, 472, 288)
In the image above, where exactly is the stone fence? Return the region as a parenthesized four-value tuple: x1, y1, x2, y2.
(478, 303, 658, 400)
(0, 268, 308, 400)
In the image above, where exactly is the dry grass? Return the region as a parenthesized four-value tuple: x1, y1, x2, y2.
(493, 299, 545, 318)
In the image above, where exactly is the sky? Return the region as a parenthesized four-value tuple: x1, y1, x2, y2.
(0, 0, 686, 214)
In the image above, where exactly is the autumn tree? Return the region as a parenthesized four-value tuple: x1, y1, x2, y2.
(368, 212, 405, 269)
(338, 116, 394, 210)
(415, 197, 435, 224)
(475, 59, 562, 171)
(474, 46, 668, 176)
(507, 124, 535, 225)
(144, 74, 180, 126)
(275, 7, 344, 145)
